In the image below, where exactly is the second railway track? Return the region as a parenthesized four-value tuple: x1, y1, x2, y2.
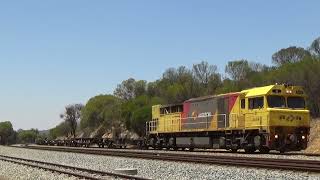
(0, 154, 150, 180)
(13, 145, 320, 173)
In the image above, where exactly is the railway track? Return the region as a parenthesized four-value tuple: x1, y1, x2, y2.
(0, 154, 149, 180)
(194, 150, 320, 157)
(13, 145, 320, 173)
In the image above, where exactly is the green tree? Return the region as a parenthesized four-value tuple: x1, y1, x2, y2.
(134, 80, 147, 97)
(270, 56, 320, 116)
(0, 121, 14, 145)
(225, 59, 251, 81)
(192, 61, 218, 87)
(160, 63, 220, 101)
(309, 37, 320, 57)
(163, 68, 178, 84)
(49, 121, 70, 139)
(60, 104, 83, 138)
(207, 73, 222, 95)
(121, 95, 163, 136)
(80, 95, 121, 130)
(272, 46, 311, 66)
(131, 106, 151, 136)
(17, 129, 39, 143)
(165, 83, 185, 103)
(146, 81, 159, 97)
(114, 78, 147, 101)
(114, 78, 136, 100)
(216, 78, 239, 94)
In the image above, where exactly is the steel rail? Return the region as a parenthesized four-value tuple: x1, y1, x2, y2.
(19, 144, 320, 157)
(15, 145, 320, 173)
(0, 154, 150, 180)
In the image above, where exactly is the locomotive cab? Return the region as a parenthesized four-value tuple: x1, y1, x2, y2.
(241, 84, 310, 152)
(265, 85, 310, 152)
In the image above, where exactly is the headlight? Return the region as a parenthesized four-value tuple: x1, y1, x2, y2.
(286, 90, 292, 94)
(275, 134, 279, 139)
(302, 135, 306, 140)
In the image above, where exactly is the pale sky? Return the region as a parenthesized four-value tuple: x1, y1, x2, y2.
(0, 1, 319, 130)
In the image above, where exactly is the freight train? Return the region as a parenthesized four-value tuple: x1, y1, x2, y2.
(146, 84, 310, 153)
(40, 84, 310, 153)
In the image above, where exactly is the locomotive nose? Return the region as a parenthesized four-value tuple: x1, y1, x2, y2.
(287, 134, 297, 144)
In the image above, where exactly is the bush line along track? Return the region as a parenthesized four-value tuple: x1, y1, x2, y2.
(14, 145, 320, 173)
(0, 154, 149, 180)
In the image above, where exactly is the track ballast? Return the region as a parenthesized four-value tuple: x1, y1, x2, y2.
(0, 154, 149, 180)
(13, 145, 320, 173)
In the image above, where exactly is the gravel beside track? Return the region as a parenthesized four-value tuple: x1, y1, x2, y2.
(0, 154, 148, 180)
(1, 146, 320, 180)
(14, 145, 320, 173)
(0, 160, 77, 180)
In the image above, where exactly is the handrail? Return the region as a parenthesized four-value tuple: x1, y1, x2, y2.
(147, 113, 228, 134)
(146, 113, 268, 135)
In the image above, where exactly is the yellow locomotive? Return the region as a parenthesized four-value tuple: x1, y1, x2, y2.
(146, 84, 310, 153)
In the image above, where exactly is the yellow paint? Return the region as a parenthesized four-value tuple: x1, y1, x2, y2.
(268, 109, 310, 127)
(152, 105, 161, 120)
(149, 84, 310, 134)
(243, 85, 274, 97)
(158, 113, 181, 132)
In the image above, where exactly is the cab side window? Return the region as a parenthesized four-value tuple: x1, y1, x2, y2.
(249, 97, 264, 109)
(241, 99, 245, 109)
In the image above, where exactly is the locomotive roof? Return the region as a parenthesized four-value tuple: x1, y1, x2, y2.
(242, 85, 274, 97)
(162, 84, 303, 105)
(241, 84, 304, 97)
(185, 95, 216, 102)
(185, 84, 287, 102)
(185, 92, 240, 102)
(160, 103, 183, 108)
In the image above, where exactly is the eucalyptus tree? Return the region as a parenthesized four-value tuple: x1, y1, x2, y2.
(61, 104, 84, 138)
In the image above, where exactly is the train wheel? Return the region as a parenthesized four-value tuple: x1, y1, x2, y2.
(231, 148, 238, 153)
(151, 138, 157, 149)
(244, 146, 256, 153)
(259, 146, 270, 154)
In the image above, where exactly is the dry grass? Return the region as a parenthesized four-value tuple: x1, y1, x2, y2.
(305, 119, 320, 153)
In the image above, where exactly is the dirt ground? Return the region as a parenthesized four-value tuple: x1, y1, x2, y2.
(305, 119, 320, 153)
